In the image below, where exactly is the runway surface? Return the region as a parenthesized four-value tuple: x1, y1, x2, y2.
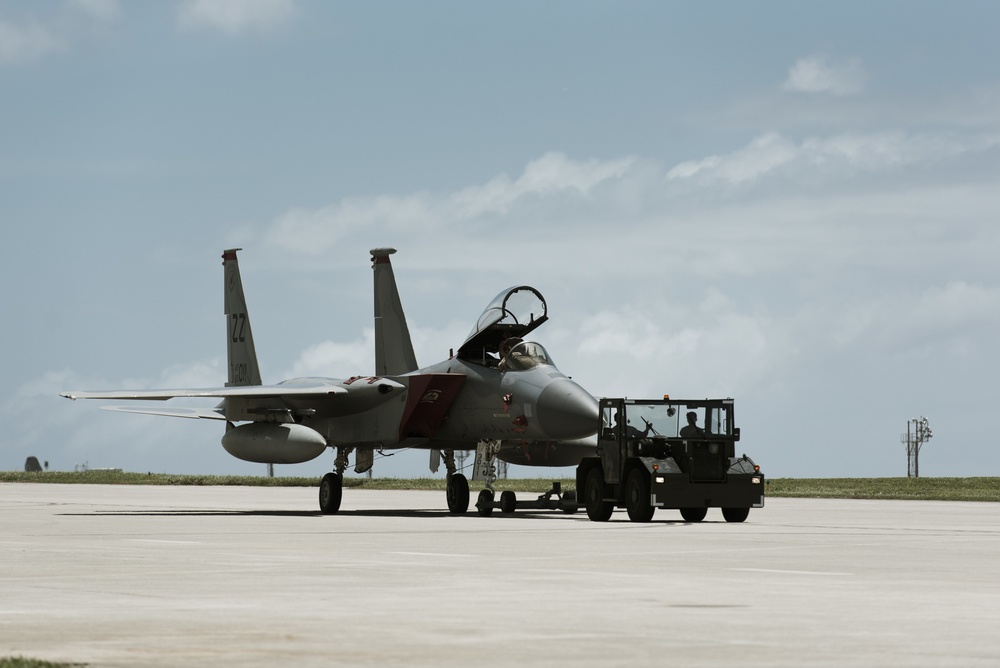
(2, 483, 999, 667)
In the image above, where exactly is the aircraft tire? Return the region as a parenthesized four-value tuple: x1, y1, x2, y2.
(446, 474, 470, 514)
(722, 507, 750, 523)
(584, 467, 614, 522)
(560, 489, 578, 514)
(624, 468, 655, 522)
(680, 507, 708, 522)
(499, 490, 517, 514)
(319, 472, 342, 514)
(476, 489, 495, 516)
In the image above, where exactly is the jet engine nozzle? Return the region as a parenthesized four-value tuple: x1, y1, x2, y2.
(535, 380, 599, 441)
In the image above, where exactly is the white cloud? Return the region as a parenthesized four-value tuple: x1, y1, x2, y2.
(260, 152, 636, 255)
(667, 130, 1000, 186)
(178, 0, 296, 35)
(286, 332, 375, 379)
(0, 18, 63, 64)
(667, 132, 798, 184)
(783, 55, 867, 96)
(0, 1, 121, 66)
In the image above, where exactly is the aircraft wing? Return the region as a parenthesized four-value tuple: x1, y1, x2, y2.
(60, 384, 349, 401)
(99, 405, 228, 420)
(61, 378, 405, 422)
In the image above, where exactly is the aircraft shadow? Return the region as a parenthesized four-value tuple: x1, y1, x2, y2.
(58, 510, 324, 518)
(56, 508, 597, 519)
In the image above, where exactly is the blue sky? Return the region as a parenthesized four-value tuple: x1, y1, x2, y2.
(3, 0, 999, 479)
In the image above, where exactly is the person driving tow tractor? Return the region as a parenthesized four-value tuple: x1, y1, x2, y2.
(679, 411, 705, 439)
(614, 411, 653, 440)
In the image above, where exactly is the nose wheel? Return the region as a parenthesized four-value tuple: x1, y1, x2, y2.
(476, 489, 495, 516)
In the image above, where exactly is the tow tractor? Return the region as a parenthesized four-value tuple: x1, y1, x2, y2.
(576, 397, 764, 522)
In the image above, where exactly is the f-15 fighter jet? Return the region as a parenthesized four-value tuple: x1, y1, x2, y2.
(62, 248, 599, 514)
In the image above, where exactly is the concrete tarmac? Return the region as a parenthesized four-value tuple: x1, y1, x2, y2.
(2, 483, 999, 667)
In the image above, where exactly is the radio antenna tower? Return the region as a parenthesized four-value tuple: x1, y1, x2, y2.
(900, 416, 933, 478)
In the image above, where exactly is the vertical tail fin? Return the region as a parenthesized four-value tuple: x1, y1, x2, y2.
(222, 249, 263, 386)
(371, 248, 418, 375)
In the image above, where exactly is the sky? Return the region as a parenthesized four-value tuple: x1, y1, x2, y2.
(2, 0, 999, 480)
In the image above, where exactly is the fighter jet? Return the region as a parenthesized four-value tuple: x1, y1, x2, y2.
(62, 248, 599, 514)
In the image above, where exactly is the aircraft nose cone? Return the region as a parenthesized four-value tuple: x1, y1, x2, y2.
(536, 380, 599, 441)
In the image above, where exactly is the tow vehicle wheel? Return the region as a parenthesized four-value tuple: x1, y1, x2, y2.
(680, 507, 708, 522)
(722, 507, 750, 523)
(584, 467, 614, 522)
(476, 489, 495, 516)
(499, 490, 517, 514)
(446, 474, 470, 514)
(560, 489, 578, 514)
(319, 472, 342, 514)
(624, 469, 655, 522)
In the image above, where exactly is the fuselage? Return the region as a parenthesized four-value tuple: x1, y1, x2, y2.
(249, 342, 599, 467)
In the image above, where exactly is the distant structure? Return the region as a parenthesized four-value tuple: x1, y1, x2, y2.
(900, 416, 933, 478)
(24, 456, 42, 472)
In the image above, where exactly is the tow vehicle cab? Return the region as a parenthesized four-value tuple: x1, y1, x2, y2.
(577, 397, 765, 522)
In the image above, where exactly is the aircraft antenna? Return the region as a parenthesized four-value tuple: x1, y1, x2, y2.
(899, 416, 932, 478)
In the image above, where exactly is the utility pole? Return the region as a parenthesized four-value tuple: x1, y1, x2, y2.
(900, 416, 933, 478)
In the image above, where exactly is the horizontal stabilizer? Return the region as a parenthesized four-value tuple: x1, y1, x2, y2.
(60, 384, 349, 402)
(100, 406, 227, 420)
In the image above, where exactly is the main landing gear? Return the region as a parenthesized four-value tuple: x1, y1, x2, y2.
(443, 449, 470, 514)
(315, 445, 580, 517)
(319, 446, 351, 514)
(319, 472, 342, 514)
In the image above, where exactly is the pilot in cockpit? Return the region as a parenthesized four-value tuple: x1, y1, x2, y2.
(497, 336, 524, 371)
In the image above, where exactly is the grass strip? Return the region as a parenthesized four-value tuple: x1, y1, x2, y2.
(0, 658, 79, 668)
(3, 472, 999, 502)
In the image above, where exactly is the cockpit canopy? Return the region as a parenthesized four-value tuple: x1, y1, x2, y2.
(500, 341, 554, 371)
(457, 286, 548, 365)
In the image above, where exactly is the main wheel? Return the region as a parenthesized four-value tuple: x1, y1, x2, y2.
(722, 507, 750, 523)
(499, 490, 517, 514)
(584, 467, 614, 522)
(476, 489, 495, 516)
(446, 474, 470, 514)
(680, 507, 708, 522)
(319, 472, 342, 514)
(624, 468, 655, 522)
